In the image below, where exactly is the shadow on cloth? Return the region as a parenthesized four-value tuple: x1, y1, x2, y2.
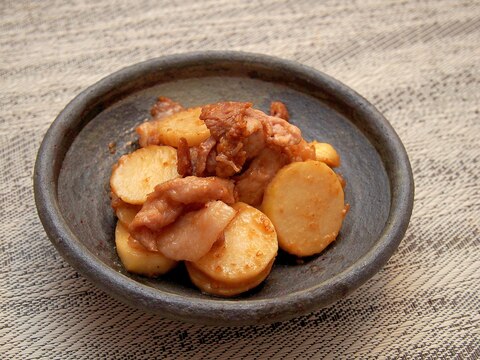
(40, 263, 393, 357)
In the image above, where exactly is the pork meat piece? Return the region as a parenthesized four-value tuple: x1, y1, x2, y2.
(270, 101, 290, 121)
(200, 101, 253, 139)
(200, 102, 254, 177)
(129, 176, 236, 251)
(176, 136, 218, 177)
(193, 136, 217, 176)
(282, 139, 316, 162)
(177, 137, 192, 176)
(199, 102, 305, 177)
(150, 96, 183, 119)
(245, 108, 301, 148)
(234, 148, 288, 206)
(154, 201, 237, 261)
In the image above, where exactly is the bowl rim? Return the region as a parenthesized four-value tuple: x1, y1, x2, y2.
(34, 50, 414, 325)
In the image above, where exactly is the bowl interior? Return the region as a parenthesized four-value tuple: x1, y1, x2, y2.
(57, 74, 390, 301)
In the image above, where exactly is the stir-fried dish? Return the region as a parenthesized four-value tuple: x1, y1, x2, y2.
(109, 97, 349, 296)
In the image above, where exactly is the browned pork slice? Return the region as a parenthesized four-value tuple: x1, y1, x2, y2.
(234, 148, 288, 206)
(176, 136, 217, 177)
(194, 136, 217, 176)
(269, 101, 290, 121)
(129, 176, 236, 251)
(282, 139, 316, 162)
(195, 102, 310, 177)
(200, 102, 255, 177)
(244, 108, 301, 148)
(153, 201, 237, 261)
(150, 96, 183, 119)
(177, 138, 192, 176)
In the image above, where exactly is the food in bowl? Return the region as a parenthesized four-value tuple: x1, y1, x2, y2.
(109, 97, 348, 296)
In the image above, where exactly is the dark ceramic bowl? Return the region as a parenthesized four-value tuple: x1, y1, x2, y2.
(34, 51, 414, 326)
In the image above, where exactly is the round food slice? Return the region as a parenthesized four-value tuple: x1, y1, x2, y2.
(110, 145, 179, 205)
(262, 160, 345, 257)
(115, 221, 177, 277)
(149, 107, 210, 147)
(311, 141, 341, 168)
(189, 202, 278, 287)
(186, 258, 275, 297)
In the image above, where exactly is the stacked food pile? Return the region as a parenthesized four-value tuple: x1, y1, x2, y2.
(110, 97, 348, 296)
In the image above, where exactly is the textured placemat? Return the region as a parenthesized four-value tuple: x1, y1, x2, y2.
(1, 0, 479, 358)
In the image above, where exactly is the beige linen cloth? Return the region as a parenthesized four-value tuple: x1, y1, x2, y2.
(1, 0, 479, 358)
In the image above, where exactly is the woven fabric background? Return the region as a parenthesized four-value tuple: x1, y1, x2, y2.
(1, 0, 479, 358)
